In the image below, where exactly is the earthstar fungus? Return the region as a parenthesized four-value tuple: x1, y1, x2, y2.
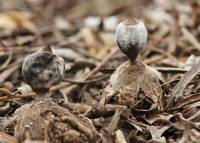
(22, 45, 65, 93)
(1, 46, 99, 143)
(116, 18, 148, 61)
(104, 18, 164, 110)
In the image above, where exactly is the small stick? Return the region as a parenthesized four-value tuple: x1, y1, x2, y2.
(105, 109, 123, 134)
(155, 67, 196, 73)
(63, 74, 109, 84)
(0, 88, 15, 96)
(83, 48, 118, 80)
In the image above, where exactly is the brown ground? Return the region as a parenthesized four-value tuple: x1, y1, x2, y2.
(0, 0, 200, 143)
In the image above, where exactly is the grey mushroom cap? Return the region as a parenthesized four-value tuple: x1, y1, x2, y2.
(116, 18, 148, 60)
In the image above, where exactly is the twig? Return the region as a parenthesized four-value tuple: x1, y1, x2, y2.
(0, 92, 35, 101)
(0, 88, 16, 96)
(63, 74, 110, 84)
(105, 109, 123, 134)
(100, 66, 200, 74)
(83, 48, 118, 80)
(155, 67, 195, 73)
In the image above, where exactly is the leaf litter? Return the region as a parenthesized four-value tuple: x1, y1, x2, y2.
(0, 0, 200, 143)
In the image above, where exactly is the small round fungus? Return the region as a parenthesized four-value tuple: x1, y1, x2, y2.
(116, 18, 148, 60)
(22, 45, 65, 93)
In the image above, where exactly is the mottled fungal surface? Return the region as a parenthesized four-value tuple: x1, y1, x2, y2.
(116, 18, 148, 61)
(22, 46, 65, 93)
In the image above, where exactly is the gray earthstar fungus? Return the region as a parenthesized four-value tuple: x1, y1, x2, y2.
(104, 18, 165, 111)
(116, 18, 148, 61)
(22, 45, 65, 93)
(0, 45, 99, 143)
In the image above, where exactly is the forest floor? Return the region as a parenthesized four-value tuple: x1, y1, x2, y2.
(0, 0, 200, 143)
